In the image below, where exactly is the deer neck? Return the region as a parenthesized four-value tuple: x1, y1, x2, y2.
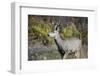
(54, 33, 65, 56)
(54, 33, 63, 46)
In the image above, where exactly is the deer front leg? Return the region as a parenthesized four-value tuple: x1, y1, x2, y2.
(63, 52, 68, 59)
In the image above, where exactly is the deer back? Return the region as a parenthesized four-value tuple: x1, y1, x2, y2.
(63, 38, 81, 52)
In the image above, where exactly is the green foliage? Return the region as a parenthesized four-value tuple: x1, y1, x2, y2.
(28, 18, 54, 45)
(28, 16, 87, 45)
(62, 26, 73, 38)
(61, 25, 80, 39)
(28, 19, 81, 45)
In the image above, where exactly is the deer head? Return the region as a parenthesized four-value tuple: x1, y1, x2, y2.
(48, 22, 60, 38)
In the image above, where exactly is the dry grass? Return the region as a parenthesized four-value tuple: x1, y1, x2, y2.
(28, 45, 88, 60)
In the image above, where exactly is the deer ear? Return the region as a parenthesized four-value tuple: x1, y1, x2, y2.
(57, 22, 60, 31)
(57, 26, 60, 31)
(54, 23, 60, 31)
(54, 24, 58, 30)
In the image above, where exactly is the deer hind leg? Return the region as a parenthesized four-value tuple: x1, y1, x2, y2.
(75, 50, 80, 58)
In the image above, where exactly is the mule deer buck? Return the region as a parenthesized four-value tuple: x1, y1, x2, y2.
(48, 22, 82, 59)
